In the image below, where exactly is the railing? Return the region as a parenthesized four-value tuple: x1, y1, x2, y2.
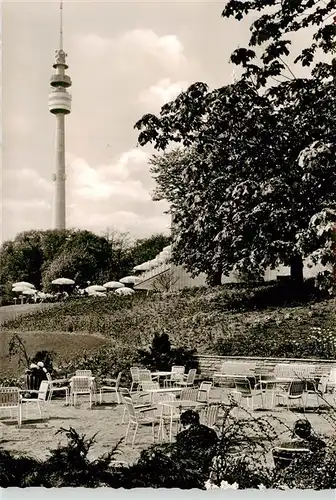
(136, 263, 170, 283)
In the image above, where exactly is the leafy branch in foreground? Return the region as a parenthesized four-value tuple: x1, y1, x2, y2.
(222, 0, 336, 86)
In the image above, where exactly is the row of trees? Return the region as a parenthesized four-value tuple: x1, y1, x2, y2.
(0, 229, 170, 304)
(134, 0, 336, 286)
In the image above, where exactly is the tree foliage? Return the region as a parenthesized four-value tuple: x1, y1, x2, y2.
(222, 0, 336, 86)
(0, 229, 171, 303)
(136, 76, 335, 284)
(134, 3, 336, 285)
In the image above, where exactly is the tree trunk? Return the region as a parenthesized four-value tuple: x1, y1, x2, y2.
(207, 269, 222, 287)
(290, 255, 304, 283)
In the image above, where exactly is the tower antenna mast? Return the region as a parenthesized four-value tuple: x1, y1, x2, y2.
(59, 1, 63, 50)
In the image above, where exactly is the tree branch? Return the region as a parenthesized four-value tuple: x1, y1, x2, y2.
(279, 57, 297, 79)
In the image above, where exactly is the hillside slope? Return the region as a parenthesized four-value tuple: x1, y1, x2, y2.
(2, 284, 335, 365)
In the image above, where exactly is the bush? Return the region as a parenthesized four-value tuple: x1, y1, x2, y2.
(137, 332, 199, 372)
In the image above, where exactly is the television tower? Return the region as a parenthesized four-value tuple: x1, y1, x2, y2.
(48, 2, 72, 230)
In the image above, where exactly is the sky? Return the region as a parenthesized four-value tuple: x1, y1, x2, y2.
(1, 0, 255, 244)
(1, 1, 316, 245)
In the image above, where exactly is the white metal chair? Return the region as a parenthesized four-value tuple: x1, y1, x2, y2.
(175, 368, 196, 388)
(164, 366, 185, 387)
(0, 387, 22, 427)
(75, 370, 92, 377)
(99, 371, 123, 404)
(138, 369, 152, 387)
(199, 403, 220, 428)
(70, 376, 96, 408)
(123, 396, 159, 446)
(46, 373, 69, 405)
(275, 380, 307, 411)
(180, 388, 198, 401)
(230, 377, 264, 413)
(272, 447, 312, 469)
(197, 381, 212, 403)
(119, 387, 152, 424)
(20, 381, 49, 420)
(154, 392, 179, 441)
(130, 367, 140, 392)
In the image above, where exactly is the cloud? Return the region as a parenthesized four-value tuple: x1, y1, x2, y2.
(120, 30, 185, 65)
(138, 78, 188, 109)
(1, 147, 170, 243)
(65, 148, 170, 237)
(2, 168, 53, 198)
(75, 29, 186, 71)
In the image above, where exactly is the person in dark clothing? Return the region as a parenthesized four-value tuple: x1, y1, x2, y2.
(274, 419, 327, 469)
(176, 410, 218, 451)
(174, 409, 219, 477)
(279, 419, 326, 454)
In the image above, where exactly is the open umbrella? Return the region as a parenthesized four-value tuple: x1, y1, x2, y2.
(21, 288, 36, 295)
(52, 278, 75, 285)
(12, 285, 30, 293)
(119, 276, 140, 285)
(103, 281, 125, 289)
(89, 291, 107, 297)
(85, 285, 106, 293)
(12, 281, 35, 289)
(115, 287, 134, 296)
(133, 263, 147, 272)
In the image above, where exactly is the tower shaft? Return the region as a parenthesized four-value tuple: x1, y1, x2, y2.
(53, 114, 66, 229)
(49, 1, 71, 231)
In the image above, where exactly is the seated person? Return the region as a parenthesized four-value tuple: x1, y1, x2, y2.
(175, 410, 219, 474)
(274, 419, 326, 469)
(176, 409, 218, 450)
(278, 419, 326, 454)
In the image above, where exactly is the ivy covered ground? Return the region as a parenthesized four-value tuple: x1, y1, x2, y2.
(1, 282, 335, 376)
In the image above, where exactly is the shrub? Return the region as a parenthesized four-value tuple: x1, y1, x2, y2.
(137, 332, 199, 372)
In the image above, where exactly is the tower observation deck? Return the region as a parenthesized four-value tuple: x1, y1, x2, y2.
(48, 2, 72, 230)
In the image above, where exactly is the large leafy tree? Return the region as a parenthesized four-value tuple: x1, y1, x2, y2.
(135, 25, 335, 285)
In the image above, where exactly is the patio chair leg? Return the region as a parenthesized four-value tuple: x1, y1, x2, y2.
(125, 421, 131, 444)
(99, 389, 103, 405)
(37, 401, 42, 417)
(116, 389, 121, 404)
(122, 407, 126, 424)
(302, 396, 306, 413)
(169, 417, 173, 442)
(89, 393, 92, 409)
(18, 405, 22, 427)
(152, 422, 155, 443)
(132, 423, 138, 446)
